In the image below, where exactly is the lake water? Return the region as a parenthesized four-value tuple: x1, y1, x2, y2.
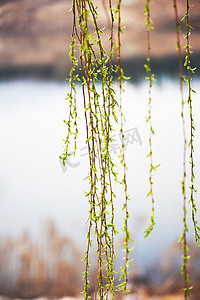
(0, 78, 200, 267)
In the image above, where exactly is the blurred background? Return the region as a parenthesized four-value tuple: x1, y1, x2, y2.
(0, 0, 200, 80)
(0, 0, 200, 299)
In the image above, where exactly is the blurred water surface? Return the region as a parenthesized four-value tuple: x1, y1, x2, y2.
(0, 77, 200, 268)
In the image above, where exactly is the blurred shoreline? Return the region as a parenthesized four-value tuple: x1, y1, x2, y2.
(0, 0, 199, 81)
(0, 54, 199, 82)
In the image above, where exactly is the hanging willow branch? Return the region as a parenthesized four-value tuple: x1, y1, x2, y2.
(182, 0, 200, 246)
(116, 0, 132, 291)
(61, 1, 132, 299)
(144, 0, 159, 237)
(173, 1, 191, 298)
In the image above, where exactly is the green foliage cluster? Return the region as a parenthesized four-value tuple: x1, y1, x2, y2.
(61, 0, 199, 299)
(61, 1, 132, 299)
